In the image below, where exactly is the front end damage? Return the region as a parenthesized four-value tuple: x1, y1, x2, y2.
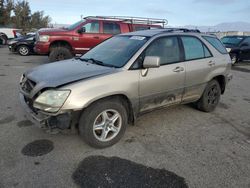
(18, 73, 81, 132)
(19, 92, 80, 132)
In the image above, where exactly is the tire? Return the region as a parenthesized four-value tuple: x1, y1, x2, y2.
(49, 47, 73, 62)
(79, 99, 128, 148)
(196, 79, 221, 112)
(17, 45, 30, 56)
(230, 53, 238, 65)
(0, 34, 7, 45)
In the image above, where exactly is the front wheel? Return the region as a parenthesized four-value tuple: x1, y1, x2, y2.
(196, 80, 221, 112)
(79, 99, 128, 148)
(18, 45, 30, 56)
(49, 47, 73, 62)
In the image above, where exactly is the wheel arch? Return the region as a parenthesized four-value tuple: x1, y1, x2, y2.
(212, 75, 226, 94)
(83, 94, 136, 124)
(49, 40, 73, 52)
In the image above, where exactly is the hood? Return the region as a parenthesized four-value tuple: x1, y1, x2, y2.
(25, 58, 116, 95)
(38, 28, 67, 35)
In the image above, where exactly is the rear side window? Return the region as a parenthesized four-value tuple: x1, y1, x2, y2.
(134, 26, 160, 31)
(103, 22, 121, 34)
(203, 36, 227, 54)
(181, 36, 212, 60)
(134, 26, 150, 31)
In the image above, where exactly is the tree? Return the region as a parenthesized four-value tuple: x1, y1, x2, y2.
(31, 11, 51, 29)
(0, 0, 14, 26)
(12, 0, 31, 30)
(0, 0, 51, 31)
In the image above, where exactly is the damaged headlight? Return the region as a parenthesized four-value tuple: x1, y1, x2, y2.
(33, 90, 70, 113)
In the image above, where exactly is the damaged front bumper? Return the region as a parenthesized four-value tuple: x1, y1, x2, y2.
(19, 93, 80, 130)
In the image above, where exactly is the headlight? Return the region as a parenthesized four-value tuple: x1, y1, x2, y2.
(33, 90, 70, 113)
(38, 35, 50, 42)
(226, 48, 231, 52)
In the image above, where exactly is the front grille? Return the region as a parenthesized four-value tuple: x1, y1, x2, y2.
(20, 76, 36, 94)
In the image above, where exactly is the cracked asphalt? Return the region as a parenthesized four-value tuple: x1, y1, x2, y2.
(0, 46, 250, 188)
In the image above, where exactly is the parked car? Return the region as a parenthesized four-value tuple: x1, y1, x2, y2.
(8, 34, 35, 56)
(221, 35, 250, 64)
(19, 28, 232, 148)
(0, 28, 21, 40)
(34, 16, 167, 62)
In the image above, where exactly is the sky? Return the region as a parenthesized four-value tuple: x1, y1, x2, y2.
(29, 0, 250, 26)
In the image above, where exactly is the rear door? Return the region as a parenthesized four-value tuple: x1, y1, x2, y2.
(180, 36, 213, 102)
(138, 36, 185, 112)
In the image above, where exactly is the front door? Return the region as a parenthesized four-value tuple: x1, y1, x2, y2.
(138, 36, 185, 112)
(239, 37, 250, 61)
(74, 21, 102, 54)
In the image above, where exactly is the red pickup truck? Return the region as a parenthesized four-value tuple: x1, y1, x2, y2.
(34, 16, 167, 62)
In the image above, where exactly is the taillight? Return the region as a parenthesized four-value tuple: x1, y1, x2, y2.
(13, 30, 17, 38)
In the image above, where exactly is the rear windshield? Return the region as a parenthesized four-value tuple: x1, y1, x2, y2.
(81, 35, 148, 68)
(203, 36, 228, 54)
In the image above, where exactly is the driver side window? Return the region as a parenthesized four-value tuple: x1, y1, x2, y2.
(131, 36, 181, 69)
(242, 37, 250, 46)
(145, 37, 181, 65)
(83, 21, 99, 33)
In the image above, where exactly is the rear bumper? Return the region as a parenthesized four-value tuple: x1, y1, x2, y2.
(34, 42, 50, 55)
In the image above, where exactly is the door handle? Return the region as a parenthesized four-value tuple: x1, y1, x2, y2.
(173, 66, 184, 72)
(208, 61, 215, 66)
(93, 36, 100, 39)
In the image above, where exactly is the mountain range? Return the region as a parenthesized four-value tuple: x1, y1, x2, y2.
(181, 22, 250, 32)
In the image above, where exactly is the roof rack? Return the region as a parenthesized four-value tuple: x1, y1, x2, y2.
(84, 16, 168, 27)
(163, 28, 201, 33)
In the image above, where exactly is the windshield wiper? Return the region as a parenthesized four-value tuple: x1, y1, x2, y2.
(79, 58, 117, 68)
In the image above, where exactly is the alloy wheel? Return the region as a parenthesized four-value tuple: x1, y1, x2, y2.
(19, 46, 29, 55)
(207, 85, 219, 105)
(93, 109, 122, 142)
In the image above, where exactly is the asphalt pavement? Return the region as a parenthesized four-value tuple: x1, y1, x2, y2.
(0, 46, 250, 188)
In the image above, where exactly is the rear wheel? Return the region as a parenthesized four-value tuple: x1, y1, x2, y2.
(79, 99, 128, 148)
(49, 47, 73, 62)
(18, 45, 30, 56)
(196, 79, 221, 112)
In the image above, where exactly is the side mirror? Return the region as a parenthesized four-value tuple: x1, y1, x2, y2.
(77, 27, 86, 34)
(143, 56, 160, 68)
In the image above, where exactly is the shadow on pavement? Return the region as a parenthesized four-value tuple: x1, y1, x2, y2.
(72, 155, 188, 188)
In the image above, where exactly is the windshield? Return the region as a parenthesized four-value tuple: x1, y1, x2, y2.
(221, 36, 245, 46)
(65, 20, 85, 30)
(81, 35, 148, 68)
